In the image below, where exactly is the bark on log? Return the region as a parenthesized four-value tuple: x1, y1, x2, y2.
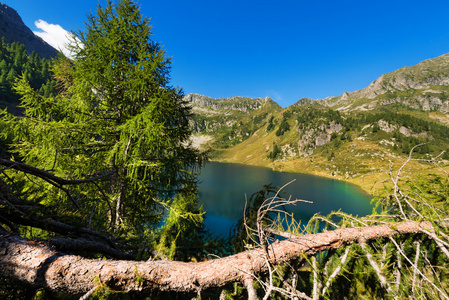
(0, 221, 432, 294)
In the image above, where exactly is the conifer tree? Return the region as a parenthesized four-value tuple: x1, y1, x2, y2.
(4, 0, 206, 245)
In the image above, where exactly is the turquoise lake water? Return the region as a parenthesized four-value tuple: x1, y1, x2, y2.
(197, 162, 373, 237)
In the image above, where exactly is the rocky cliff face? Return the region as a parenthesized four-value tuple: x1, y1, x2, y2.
(297, 121, 343, 157)
(0, 3, 58, 59)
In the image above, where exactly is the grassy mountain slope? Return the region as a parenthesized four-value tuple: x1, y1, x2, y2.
(188, 54, 449, 193)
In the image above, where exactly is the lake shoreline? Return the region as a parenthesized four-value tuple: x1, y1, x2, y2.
(210, 145, 449, 197)
(209, 159, 372, 197)
(210, 158, 379, 196)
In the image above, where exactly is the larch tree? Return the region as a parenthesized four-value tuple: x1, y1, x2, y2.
(1, 0, 206, 251)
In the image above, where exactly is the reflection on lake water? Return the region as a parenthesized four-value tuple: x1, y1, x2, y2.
(198, 162, 373, 237)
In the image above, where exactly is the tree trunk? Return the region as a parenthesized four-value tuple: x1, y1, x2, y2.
(0, 221, 432, 295)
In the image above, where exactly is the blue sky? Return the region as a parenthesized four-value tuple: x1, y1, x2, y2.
(3, 0, 449, 107)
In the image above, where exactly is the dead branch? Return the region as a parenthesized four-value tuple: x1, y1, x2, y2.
(321, 245, 351, 296)
(0, 158, 116, 186)
(389, 236, 449, 299)
(0, 158, 115, 211)
(412, 240, 420, 295)
(359, 239, 394, 294)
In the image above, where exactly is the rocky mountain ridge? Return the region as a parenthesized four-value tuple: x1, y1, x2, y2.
(0, 3, 58, 59)
(350, 54, 449, 98)
(300, 53, 449, 113)
(185, 93, 280, 113)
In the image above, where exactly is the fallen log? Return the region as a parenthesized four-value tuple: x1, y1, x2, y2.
(0, 221, 432, 295)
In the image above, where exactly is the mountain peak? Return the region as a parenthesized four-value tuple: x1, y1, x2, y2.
(0, 3, 58, 59)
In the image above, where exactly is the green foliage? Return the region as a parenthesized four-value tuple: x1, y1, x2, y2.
(275, 112, 291, 136)
(134, 265, 144, 285)
(443, 151, 449, 160)
(267, 143, 282, 160)
(296, 106, 346, 129)
(0, 40, 58, 111)
(266, 115, 275, 132)
(156, 193, 207, 260)
(328, 150, 335, 161)
(0, 276, 40, 299)
(360, 112, 449, 156)
(363, 111, 449, 139)
(1, 0, 206, 250)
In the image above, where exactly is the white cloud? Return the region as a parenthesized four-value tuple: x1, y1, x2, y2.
(33, 19, 74, 57)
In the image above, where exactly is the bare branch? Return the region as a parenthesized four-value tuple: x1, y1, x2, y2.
(309, 214, 339, 229)
(312, 256, 319, 300)
(420, 229, 449, 260)
(412, 240, 420, 296)
(389, 237, 449, 299)
(359, 239, 394, 294)
(321, 245, 351, 296)
(79, 286, 98, 300)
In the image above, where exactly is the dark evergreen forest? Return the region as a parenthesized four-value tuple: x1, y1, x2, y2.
(0, 37, 58, 113)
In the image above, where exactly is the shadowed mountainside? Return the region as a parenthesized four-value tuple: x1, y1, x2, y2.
(0, 3, 58, 59)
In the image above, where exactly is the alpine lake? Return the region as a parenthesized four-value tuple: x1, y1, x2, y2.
(197, 162, 373, 237)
